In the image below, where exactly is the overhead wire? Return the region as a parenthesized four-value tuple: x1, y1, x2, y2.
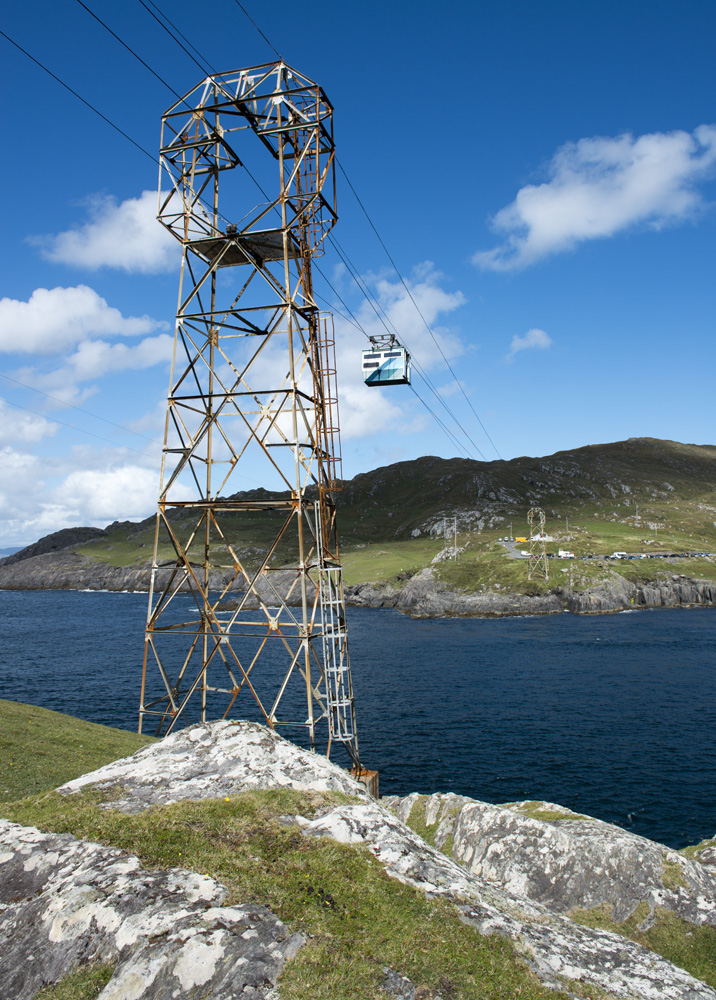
(72, 0, 484, 461)
(0, 14, 482, 462)
(0, 28, 156, 165)
(74, 0, 186, 101)
(335, 161, 503, 460)
(232, 0, 283, 60)
(136, 0, 214, 75)
(327, 234, 486, 458)
(225, 1, 502, 461)
(0, 373, 161, 445)
(1, 397, 154, 457)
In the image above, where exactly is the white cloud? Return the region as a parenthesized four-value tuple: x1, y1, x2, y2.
(13, 334, 173, 410)
(33, 191, 179, 274)
(0, 400, 58, 445)
(0, 443, 159, 546)
(506, 328, 552, 362)
(474, 124, 716, 271)
(65, 335, 174, 381)
(53, 464, 158, 521)
(0, 285, 164, 354)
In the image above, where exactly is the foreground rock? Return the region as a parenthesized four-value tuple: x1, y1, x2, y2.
(59, 719, 367, 812)
(2, 722, 715, 997)
(303, 801, 715, 999)
(0, 819, 302, 1000)
(384, 793, 716, 930)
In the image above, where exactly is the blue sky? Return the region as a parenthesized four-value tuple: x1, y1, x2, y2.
(1, 0, 714, 545)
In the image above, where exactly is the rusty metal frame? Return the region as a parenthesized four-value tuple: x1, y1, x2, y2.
(527, 507, 549, 581)
(138, 61, 359, 766)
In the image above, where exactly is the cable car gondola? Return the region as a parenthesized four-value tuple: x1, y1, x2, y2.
(362, 334, 411, 386)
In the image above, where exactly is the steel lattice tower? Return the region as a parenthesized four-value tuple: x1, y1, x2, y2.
(138, 62, 360, 769)
(527, 507, 549, 581)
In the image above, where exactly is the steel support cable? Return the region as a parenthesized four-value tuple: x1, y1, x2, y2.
(136, 0, 214, 76)
(407, 386, 469, 459)
(326, 236, 486, 459)
(1, 397, 153, 456)
(74, 0, 186, 101)
(0, 373, 161, 445)
(13, 12, 230, 231)
(336, 161, 503, 460)
(105, 0, 479, 463)
(0, 29, 156, 164)
(310, 275, 471, 459)
(225, 0, 500, 459)
(232, 0, 283, 59)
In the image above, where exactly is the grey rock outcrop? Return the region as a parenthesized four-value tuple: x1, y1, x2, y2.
(303, 801, 716, 999)
(566, 574, 716, 613)
(383, 793, 716, 927)
(3, 722, 716, 998)
(58, 719, 368, 812)
(347, 567, 564, 617)
(1, 548, 714, 620)
(0, 820, 302, 1000)
(348, 568, 716, 617)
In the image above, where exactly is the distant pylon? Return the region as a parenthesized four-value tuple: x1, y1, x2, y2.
(527, 507, 549, 581)
(138, 62, 360, 769)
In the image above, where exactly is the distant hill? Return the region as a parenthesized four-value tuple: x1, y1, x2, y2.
(2, 437, 715, 604)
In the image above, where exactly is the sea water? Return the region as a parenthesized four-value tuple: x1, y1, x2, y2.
(0, 589, 714, 849)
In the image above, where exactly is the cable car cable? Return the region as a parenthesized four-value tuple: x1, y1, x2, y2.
(231, 0, 283, 60)
(81, 0, 484, 465)
(326, 237, 486, 459)
(0, 397, 153, 457)
(0, 29, 156, 165)
(224, 0, 502, 460)
(0, 373, 162, 445)
(336, 160, 503, 461)
(136, 0, 214, 75)
(74, 0, 186, 101)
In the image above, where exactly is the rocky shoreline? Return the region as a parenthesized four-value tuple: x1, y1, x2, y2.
(0, 550, 714, 617)
(345, 566, 716, 616)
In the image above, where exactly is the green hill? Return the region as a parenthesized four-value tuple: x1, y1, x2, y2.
(3, 437, 716, 597)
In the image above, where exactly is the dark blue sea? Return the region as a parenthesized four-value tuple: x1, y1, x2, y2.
(1, 589, 714, 850)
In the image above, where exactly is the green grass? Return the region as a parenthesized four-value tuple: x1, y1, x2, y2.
(505, 801, 587, 822)
(571, 902, 716, 989)
(0, 702, 583, 999)
(1, 786, 577, 1000)
(661, 856, 689, 891)
(34, 964, 115, 1000)
(680, 836, 716, 863)
(342, 538, 443, 585)
(0, 699, 154, 801)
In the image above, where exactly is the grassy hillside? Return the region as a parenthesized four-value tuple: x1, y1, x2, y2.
(0, 699, 154, 802)
(5, 437, 716, 595)
(0, 702, 574, 1000)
